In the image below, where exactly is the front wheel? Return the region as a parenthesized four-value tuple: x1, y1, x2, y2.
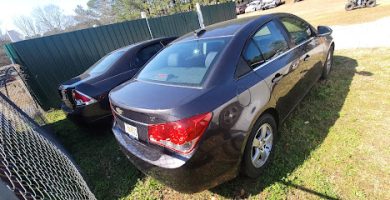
(243, 114, 277, 178)
(345, 2, 355, 11)
(366, 0, 376, 7)
(321, 46, 334, 80)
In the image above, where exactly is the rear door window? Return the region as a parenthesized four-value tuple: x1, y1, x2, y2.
(280, 17, 313, 45)
(137, 38, 230, 86)
(241, 20, 289, 69)
(243, 40, 264, 68)
(252, 21, 289, 61)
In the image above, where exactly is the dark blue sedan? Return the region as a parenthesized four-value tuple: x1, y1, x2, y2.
(109, 13, 334, 192)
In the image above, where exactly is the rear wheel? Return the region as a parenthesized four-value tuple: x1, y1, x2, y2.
(321, 46, 334, 80)
(366, 0, 376, 7)
(243, 114, 277, 178)
(345, 2, 355, 11)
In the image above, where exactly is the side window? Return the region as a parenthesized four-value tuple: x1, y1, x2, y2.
(280, 17, 312, 45)
(243, 40, 264, 68)
(252, 21, 289, 61)
(236, 57, 252, 78)
(131, 43, 163, 68)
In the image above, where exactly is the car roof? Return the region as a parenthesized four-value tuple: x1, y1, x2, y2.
(175, 13, 286, 42)
(114, 37, 176, 52)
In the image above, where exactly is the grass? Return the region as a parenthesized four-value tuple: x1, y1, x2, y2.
(45, 48, 390, 199)
(239, 0, 390, 26)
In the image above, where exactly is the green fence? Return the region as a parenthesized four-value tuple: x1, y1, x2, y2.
(4, 2, 236, 109)
(201, 2, 236, 26)
(149, 11, 200, 38)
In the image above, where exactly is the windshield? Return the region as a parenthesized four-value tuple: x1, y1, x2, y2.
(137, 38, 230, 86)
(85, 50, 125, 74)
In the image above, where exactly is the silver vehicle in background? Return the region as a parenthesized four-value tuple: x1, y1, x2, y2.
(245, 0, 263, 13)
(261, 0, 283, 10)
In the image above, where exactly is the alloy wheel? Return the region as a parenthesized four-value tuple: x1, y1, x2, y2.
(326, 50, 333, 74)
(251, 123, 273, 168)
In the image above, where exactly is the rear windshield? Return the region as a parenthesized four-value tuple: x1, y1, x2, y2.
(85, 50, 125, 74)
(137, 38, 230, 86)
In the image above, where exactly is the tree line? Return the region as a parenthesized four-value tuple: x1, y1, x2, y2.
(13, 0, 231, 38)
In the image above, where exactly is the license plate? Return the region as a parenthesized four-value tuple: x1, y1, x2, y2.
(124, 123, 138, 140)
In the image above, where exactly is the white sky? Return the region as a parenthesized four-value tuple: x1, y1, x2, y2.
(0, 0, 89, 32)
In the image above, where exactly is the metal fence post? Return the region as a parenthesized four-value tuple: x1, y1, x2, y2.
(196, 3, 205, 29)
(141, 12, 154, 39)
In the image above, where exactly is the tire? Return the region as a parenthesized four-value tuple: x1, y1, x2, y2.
(242, 113, 277, 178)
(321, 45, 334, 80)
(345, 2, 355, 11)
(366, 0, 376, 7)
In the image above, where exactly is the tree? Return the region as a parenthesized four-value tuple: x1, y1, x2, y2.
(112, 0, 230, 22)
(112, 0, 146, 21)
(13, 16, 41, 37)
(14, 4, 75, 37)
(74, 5, 100, 25)
(0, 21, 11, 66)
(85, 0, 117, 24)
(32, 5, 74, 33)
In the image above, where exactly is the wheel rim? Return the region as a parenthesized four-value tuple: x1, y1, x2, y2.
(251, 123, 273, 168)
(326, 50, 332, 74)
(367, 1, 375, 7)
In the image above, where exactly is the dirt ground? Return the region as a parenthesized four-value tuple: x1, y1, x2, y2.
(239, 0, 390, 26)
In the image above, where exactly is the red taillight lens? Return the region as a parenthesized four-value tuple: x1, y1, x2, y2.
(148, 112, 212, 154)
(72, 90, 96, 106)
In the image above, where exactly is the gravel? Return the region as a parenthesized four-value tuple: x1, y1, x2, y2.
(331, 17, 390, 49)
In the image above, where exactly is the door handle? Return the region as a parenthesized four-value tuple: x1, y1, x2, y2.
(303, 54, 310, 61)
(272, 73, 283, 83)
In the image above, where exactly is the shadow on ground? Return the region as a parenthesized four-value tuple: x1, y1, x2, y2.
(210, 55, 358, 199)
(47, 117, 144, 200)
(47, 55, 358, 199)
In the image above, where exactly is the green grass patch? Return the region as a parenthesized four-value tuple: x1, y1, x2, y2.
(46, 48, 390, 199)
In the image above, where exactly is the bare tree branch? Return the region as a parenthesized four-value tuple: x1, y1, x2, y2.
(32, 4, 74, 34)
(13, 16, 40, 37)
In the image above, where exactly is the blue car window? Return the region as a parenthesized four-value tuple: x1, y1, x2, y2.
(280, 17, 312, 45)
(252, 21, 289, 61)
(85, 50, 125, 75)
(131, 43, 163, 69)
(137, 38, 230, 86)
(243, 40, 264, 68)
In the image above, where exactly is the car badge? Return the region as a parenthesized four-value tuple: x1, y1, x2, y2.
(150, 116, 156, 122)
(116, 107, 123, 115)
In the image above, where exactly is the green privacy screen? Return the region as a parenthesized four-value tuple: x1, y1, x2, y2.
(201, 2, 236, 26)
(149, 11, 200, 38)
(6, 2, 236, 109)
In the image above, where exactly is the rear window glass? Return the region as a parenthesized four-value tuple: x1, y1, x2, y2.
(137, 38, 230, 86)
(85, 50, 125, 74)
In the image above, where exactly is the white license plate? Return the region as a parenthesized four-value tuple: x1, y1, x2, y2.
(124, 123, 138, 140)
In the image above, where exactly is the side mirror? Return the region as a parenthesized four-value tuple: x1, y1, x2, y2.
(317, 26, 332, 37)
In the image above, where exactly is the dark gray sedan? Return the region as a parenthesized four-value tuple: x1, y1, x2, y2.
(58, 37, 176, 123)
(109, 13, 334, 192)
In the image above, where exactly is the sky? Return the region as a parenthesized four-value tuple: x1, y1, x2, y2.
(0, 0, 89, 32)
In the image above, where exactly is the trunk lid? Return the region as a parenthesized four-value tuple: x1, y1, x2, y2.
(109, 79, 208, 144)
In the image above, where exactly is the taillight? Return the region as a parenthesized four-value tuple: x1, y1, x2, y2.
(72, 90, 97, 106)
(148, 112, 212, 154)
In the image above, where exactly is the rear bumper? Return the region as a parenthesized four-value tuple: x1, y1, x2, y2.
(61, 102, 111, 123)
(112, 121, 243, 193)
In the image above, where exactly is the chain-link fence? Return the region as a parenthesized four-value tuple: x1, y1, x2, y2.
(0, 64, 45, 125)
(0, 91, 96, 199)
